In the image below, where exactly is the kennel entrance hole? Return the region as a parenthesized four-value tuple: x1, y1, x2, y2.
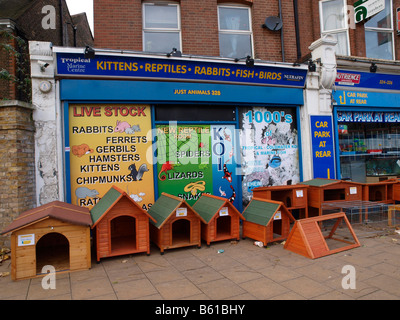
(110, 215, 137, 254)
(36, 232, 70, 274)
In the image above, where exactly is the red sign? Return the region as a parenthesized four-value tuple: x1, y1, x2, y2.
(397, 8, 400, 34)
(336, 72, 361, 85)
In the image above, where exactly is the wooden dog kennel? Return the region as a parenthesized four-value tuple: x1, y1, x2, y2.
(300, 178, 363, 217)
(90, 186, 156, 261)
(241, 198, 295, 246)
(192, 194, 245, 246)
(1, 201, 92, 281)
(252, 184, 309, 219)
(148, 193, 205, 254)
(362, 179, 397, 204)
(284, 212, 360, 259)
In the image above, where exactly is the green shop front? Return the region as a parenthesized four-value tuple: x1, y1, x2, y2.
(333, 69, 400, 183)
(56, 48, 307, 211)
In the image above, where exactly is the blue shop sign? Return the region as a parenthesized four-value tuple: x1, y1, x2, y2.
(310, 115, 336, 179)
(336, 69, 400, 91)
(56, 53, 307, 88)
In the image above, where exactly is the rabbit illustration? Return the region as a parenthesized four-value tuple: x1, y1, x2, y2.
(114, 120, 131, 133)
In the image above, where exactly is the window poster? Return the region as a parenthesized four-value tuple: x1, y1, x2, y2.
(156, 124, 239, 208)
(68, 104, 154, 210)
(240, 107, 300, 206)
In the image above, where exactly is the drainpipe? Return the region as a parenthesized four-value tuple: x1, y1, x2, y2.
(59, 0, 64, 46)
(278, 0, 285, 62)
(293, 0, 301, 61)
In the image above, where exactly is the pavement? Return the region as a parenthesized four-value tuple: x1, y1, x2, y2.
(1, 224, 400, 302)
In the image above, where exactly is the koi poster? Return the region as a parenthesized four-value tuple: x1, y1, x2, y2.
(156, 124, 239, 209)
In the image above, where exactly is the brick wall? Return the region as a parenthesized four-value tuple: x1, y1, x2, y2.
(93, 0, 303, 62)
(0, 102, 36, 246)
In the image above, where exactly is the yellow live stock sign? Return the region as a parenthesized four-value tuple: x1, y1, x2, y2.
(68, 104, 154, 210)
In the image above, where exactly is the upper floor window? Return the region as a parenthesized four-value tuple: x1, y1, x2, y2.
(365, 0, 394, 60)
(143, 2, 181, 53)
(319, 0, 350, 55)
(218, 5, 253, 59)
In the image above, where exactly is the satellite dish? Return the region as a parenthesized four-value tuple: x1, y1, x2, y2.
(262, 16, 283, 31)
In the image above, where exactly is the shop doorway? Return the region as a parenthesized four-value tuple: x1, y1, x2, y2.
(36, 232, 70, 273)
(110, 216, 137, 254)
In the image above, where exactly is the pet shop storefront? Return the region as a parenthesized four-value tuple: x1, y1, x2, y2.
(333, 68, 400, 183)
(55, 47, 307, 212)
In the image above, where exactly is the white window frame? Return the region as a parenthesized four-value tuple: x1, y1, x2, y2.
(142, 1, 182, 53)
(319, 0, 350, 56)
(364, 0, 395, 60)
(217, 4, 254, 59)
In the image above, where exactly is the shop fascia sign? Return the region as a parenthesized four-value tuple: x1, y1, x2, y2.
(54, 50, 307, 88)
(354, 0, 385, 23)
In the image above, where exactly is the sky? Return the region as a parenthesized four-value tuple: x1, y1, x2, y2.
(66, 0, 94, 33)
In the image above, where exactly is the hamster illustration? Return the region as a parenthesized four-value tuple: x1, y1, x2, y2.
(125, 124, 141, 134)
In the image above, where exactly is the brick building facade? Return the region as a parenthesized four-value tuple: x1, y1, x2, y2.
(0, 0, 93, 245)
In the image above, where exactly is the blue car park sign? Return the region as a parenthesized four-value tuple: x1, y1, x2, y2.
(310, 115, 336, 179)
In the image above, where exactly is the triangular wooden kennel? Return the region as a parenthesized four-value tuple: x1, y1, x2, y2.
(284, 212, 360, 259)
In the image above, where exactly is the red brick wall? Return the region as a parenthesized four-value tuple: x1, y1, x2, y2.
(94, 0, 305, 62)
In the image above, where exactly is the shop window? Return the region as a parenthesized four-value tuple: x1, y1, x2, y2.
(338, 118, 400, 182)
(365, 0, 394, 60)
(218, 5, 253, 58)
(143, 2, 181, 53)
(319, 0, 350, 55)
(155, 104, 236, 121)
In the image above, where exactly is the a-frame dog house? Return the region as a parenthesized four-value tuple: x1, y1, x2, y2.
(284, 212, 361, 259)
(91, 186, 156, 261)
(192, 194, 245, 246)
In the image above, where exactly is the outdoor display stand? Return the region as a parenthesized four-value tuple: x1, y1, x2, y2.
(391, 180, 400, 201)
(90, 186, 156, 262)
(300, 178, 363, 217)
(241, 198, 295, 246)
(362, 179, 397, 204)
(148, 193, 205, 254)
(1, 201, 92, 281)
(284, 212, 361, 259)
(192, 194, 245, 246)
(252, 184, 309, 219)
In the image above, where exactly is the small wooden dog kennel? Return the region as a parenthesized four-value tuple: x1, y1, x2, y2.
(1, 201, 92, 281)
(192, 194, 245, 246)
(252, 184, 309, 219)
(241, 198, 295, 246)
(90, 186, 156, 261)
(284, 212, 360, 259)
(148, 193, 205, 254)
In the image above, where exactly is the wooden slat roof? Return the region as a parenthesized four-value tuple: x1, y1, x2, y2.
(1, 200, 91, 235)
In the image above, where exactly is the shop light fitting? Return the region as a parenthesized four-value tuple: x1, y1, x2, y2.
(84, 46, 95, 59)
(308, 59, 316, 72)
(167, 48, 182, 57)
(370, 62, 377, 73)
(234, 56, 255, 67)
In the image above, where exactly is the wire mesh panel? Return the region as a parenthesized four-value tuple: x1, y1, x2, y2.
(322, 200, 389, 225)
